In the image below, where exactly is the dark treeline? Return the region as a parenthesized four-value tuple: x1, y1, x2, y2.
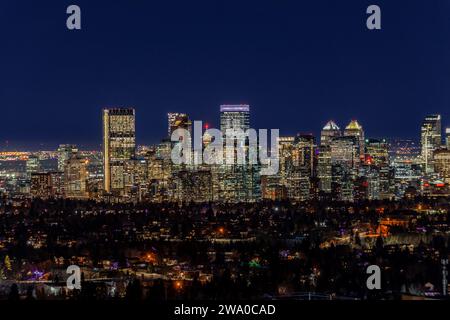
(0, 197, 449, 300)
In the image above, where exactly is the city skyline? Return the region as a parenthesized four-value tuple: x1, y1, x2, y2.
(2, 1, 450, 306)
(0, 105, 442, 151)
(3, 107, 443, 204)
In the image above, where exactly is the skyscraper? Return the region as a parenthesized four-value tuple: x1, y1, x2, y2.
(220, 104, 250, 133)
(167, 112, 192, 139)
(220, 104, 251, 166)
(57, 144, 78, 172)
(445, 128, 450, 149)
(318, 145, 332, 194)
(361, 139, 393, 200)
(318, 121, 341, 197)
(103, 108, 136, 195)
(421, 114, 441, 173)
(293, 134, 315, 201)
(278, 136, 298, 201)
(218, 104, 259, 202)
(330, 136, 359, 201)
(30, 172, 54, 199)
(433, 149, 450, 184)
(344, 120, 365, 158)
(365, 138, 389, 167)
(320, 120, 341, 146)
(167, 112, 193, 165)
(26, 155, 40, 177)
(65, 156, 89, 199)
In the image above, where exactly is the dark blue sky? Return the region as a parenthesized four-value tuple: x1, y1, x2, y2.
(1, 0, 450, 150)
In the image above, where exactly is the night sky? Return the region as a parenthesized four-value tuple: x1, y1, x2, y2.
(1, 0, 450, 150)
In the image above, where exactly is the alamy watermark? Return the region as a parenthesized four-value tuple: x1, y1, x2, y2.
(66, 265, 81, 290)
(65, 4, 380, 31)
(171, 121, 280, 175)
(66, 5, 81, 30)
(366, 265, 381, 290)
(366, 5, 381, 30)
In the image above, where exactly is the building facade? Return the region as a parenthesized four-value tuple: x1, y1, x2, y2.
(421, 114, 441, 173)
(103, 108, 136, 196)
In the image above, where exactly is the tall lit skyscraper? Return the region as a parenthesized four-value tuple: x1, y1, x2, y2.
(344, 120, 365, 158)
(220, 104, 250, 166)
(278, 136, 300, 201)
(320, 120, 341, 146)
(318, 145, 332, 194)
(421, 114, 441, 173)
(318, 121, 341, 197)
(330, 136, 359, 201)
(103, 108, 136, 194)
(294, 134, 315, 200)
(220, 104, 250, 132)
(218, 104, 259, 202)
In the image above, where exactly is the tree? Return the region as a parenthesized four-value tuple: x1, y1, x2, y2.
(125, 279, 142, 301)
(26, 286, 35, 300)
(375, 236, 384, 250)
(8, 284, 20, 301)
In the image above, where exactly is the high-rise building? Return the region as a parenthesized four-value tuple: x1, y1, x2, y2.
(172, 169, 213, 203)
(220, 104, 250, 165)
(218, 104, 259, 202)
(320, 120, 341, 146)
(65, 156, 89, 199)
(445, 128, 450, 149)
(30, 172, 63, 199)
(344, 120, 365, 158)
(330, 136, 359, 201)
(167, 112, 193, 165)
(389, 138, 421, 170)
(220, 104, 250, 133)
(365, 138, 389, 167)
(274, 135, 315, 202)
(31, 172, 53, 199)
(356, 165, 380, 200)
(261, 175, 286, 200)
(122, 158, 149, 202)
(277, 136, 297, 201)
(103, 108, 136, 195)
(203, 129, 213, 148)
(330, 136, 359, 169)
(391, 157, 422, 199)
(318, 145, 332, 195)
(290, 134, 315, 201)
(147, 149, 172, 202)
(318, 122, 346, 198)
(434, 149, 450, 184)
(168, 112, 191, 138)
(421, 114, 441, 173)
(26, 155, 40, 177)
(57, 144, 78, 172)
(358, 139, 394, 199)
